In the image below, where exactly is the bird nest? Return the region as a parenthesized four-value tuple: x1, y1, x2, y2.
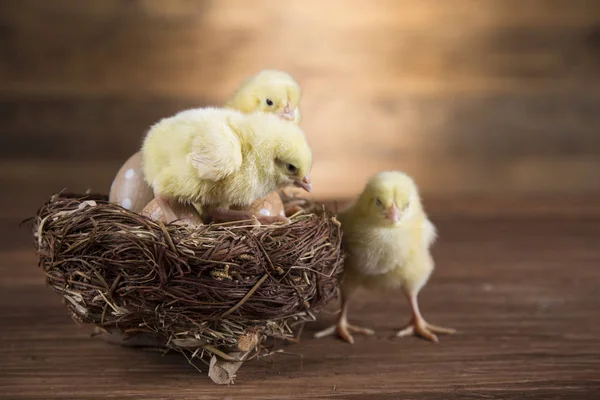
(31, 192, 344, 383)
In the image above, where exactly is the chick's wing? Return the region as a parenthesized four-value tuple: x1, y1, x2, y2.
(187, 121, 243, 181)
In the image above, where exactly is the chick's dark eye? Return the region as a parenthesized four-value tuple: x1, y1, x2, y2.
(375, 198, 383, 207)
(286, 163, 298, 174)
(266, 98, 274, 106)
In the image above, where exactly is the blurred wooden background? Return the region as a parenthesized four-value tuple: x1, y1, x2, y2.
(2, 3, 600, 398)
(1, 0, 600, 216)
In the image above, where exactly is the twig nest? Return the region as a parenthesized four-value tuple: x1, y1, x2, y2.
(32, 192, 344, 383)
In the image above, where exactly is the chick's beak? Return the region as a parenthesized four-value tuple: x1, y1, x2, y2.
(385, 203, 400, 222)
(293, 176, 312, 193)
(278, 102, 295, 121)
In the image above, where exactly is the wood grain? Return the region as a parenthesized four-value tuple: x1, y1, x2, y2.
(1, 0, 599, 198)
(2, 207, 600, 399)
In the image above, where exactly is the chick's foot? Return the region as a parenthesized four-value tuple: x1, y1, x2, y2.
(313, 322, 374, 344)
(283, 199, 308, 216)
(396, 317, 456, 343)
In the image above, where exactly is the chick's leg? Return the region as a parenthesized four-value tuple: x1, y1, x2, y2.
(396, 290, 456, 343)
(314, 284, 374, 344)
(336, 288, 376, 344)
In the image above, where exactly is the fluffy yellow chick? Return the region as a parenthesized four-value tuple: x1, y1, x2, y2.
(109, 69, 302, 214)
(225, 69, 302, 124)
(315, 171, 455, 344)
(141, 107, 312, 224)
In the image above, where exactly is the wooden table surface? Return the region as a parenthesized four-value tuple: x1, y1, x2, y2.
(2, 197, 599, 400)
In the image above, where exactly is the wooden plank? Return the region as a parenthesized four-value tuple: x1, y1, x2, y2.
(1, 1, 599, 199)
(2, 90, 600, 198)
(2, 157, 600, 223)
(1, 0, 599, 97)
(0, 96, 199, 160)
(3, 91, 600, 160)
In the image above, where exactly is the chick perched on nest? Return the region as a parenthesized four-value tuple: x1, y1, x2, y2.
(141, 107, 313, 225)
(315, 171, 456, 343)
(109, 69, 303, 214)
(226, 69, 302, 124)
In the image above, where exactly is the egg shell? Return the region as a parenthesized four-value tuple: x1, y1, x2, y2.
(141, 199, 204, 226)
(242, 191, 285, 218)
(109, 151, 154, 213)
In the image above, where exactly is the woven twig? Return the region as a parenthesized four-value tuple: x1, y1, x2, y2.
(32, 193, 344, 367)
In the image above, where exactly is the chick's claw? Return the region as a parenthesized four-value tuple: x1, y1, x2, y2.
(283, 199, 308, 216)
(341, 323, 375, 344)
(313, 323, 374, 344)
(396, 318, 456, 343)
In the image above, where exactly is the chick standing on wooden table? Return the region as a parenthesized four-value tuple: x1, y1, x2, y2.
(315, 171, 455, 343)
(141, 107, 312, 224)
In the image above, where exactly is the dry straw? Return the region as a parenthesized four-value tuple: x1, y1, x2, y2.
(32, 192, 344, 372)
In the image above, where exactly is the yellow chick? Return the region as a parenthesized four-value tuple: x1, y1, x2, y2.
(141, 107, 313, 224)
(225, 69, 302, 124)
(108, 69, 302, 213)
(315, 171, 455, 344)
